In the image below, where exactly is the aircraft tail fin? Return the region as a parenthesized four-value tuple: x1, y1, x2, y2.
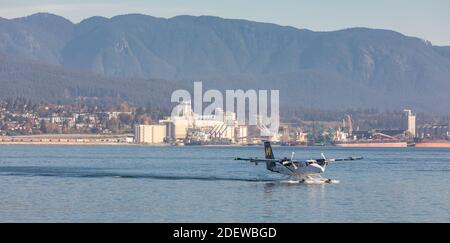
(264, 141, 275, 159)
(264, 141, 276, 171)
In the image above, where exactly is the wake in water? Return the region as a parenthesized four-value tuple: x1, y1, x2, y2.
(279, 179, 340, 185)
(0, 166, 338, 185)
(0, 166, 276, 182)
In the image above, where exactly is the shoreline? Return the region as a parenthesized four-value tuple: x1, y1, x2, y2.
(1, 142, 450, 148)
(0, 142, 137, 146)
(2, 135, 450, 148)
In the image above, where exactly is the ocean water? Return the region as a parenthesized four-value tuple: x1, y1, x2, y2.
(0, 145, 449, 222)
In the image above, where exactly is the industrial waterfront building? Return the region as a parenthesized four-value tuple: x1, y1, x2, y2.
(135, 101, 249, 145)
(134, 125, 166, 144)
(403, 109, 416, 137)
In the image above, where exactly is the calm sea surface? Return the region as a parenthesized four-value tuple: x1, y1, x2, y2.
(0, 145, 449, 222)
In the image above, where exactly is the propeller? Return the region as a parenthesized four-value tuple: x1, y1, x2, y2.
(290, 152, 298, 170)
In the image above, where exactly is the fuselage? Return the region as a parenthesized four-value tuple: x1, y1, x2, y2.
(268, 160, 325, 176)
(262, 141, 327, 177)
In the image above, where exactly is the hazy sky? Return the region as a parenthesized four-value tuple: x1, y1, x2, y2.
(1, 0, 449, 45)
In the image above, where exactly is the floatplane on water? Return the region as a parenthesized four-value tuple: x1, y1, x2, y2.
(235, 142, 363, 184)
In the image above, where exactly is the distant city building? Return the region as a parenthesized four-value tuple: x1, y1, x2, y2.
(105, 111, 132, 120)
(295, 132, 308, 145)
(159, 101, 246, 144)
(236, 125, 249, 144)
(403, 109, 416, 137)
(416, 124, 449, 139)
(334, 129, 349, 142)
(134, 125, 166, 144)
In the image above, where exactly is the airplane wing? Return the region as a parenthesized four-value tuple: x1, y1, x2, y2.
(311, 156, 363, 166)
(235, 158, 283, 164)
(329, 156, 364, 162)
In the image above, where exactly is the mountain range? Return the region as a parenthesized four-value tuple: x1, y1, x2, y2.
(0, 54, 179, 108)
(1, 13, 450, 114)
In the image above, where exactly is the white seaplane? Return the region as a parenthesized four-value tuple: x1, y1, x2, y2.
(235, 141, 363, 184)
